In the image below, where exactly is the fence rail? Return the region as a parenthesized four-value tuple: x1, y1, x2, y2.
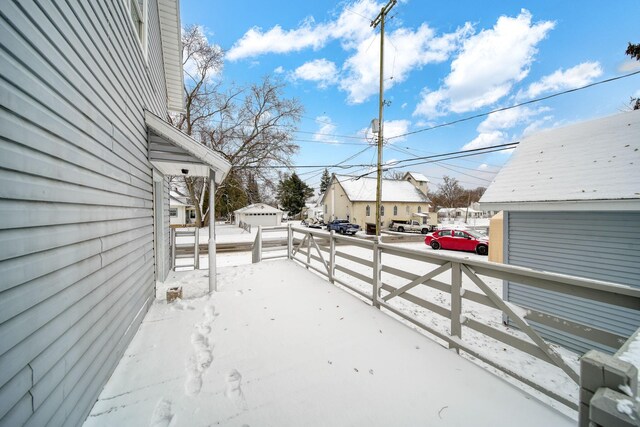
(251, 225, 640, 411)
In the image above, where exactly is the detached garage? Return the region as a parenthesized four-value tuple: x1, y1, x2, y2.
(234, 203, 284, 227)
(480, 110, 640, 355)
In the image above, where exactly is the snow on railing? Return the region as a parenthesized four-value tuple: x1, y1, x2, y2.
(251, 225, 640, 412)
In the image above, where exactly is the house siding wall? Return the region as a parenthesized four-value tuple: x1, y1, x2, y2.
(0, 0, 169, 425)
(505, 211, 640, 354)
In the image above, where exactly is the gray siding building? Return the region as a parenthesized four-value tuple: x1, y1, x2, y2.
(0, 1, 229, 426)
(480, 111, 640, 355)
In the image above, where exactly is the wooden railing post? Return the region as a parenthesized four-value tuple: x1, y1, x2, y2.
(194, 227, 200, 269)
(306, 232, 311, 268)
(329, 230, 335, 284)
(450, 261, 462, 353)
(252, 226, 262, 263)
(170, 227, 175, 270)
(372, 237, 381, 308)
(287, 223, 293, 259)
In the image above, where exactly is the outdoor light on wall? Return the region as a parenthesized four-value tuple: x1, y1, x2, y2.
(181, 169, 189, 175)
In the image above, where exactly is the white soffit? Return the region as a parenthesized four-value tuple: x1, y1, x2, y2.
(145, 110, 231, 183)
(158, 0, 185, 113)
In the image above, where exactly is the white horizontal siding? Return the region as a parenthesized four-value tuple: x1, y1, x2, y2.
(0, 0, 170, 425)
(506, 211, 640, 354)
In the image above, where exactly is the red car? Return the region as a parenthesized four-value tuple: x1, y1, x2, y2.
(425, 229, 489, 255)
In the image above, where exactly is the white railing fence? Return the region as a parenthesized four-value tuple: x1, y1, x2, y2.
(251, 225, 640, 411)
(171, 227, 201, 270)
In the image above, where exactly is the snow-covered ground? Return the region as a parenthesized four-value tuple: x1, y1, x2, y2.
(173, 224, 582, 410)
(85, 260, 574, 427)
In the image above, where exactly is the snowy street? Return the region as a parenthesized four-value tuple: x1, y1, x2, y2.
(85, 260, 573, 426)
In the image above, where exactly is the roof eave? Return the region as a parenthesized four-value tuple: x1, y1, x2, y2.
(158, 0, 185, 114)
(480, 199, 640, 212)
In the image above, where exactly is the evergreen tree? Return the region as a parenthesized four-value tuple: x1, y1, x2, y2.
(319, 169, 331, 195)
(277, 173, 314, 217)
(215, 171, 248, 220)
(246, 173, 261, 204)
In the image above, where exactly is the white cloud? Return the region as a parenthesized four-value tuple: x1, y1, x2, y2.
(619, 59, 640, 73)
(313, 116, 339, 143)
(274, 66, 285, 74)
(183, 26, 223, 84)
(226, 1, 381, 61)
(478, 106, 549, 133)
(401, 102, 408, 109)
(520, 62, 603, 99)
(383, 120, 411, 142)
(478, 163, 488, 170)
(414, 9, 555, 118)
(226, 17, 331, 61)
(293, 59, 338, 88)
(226, 0, 471, 104)
(357, 119, 411, 144)
(340, 23, 472, 104)
(462, 131, 506, 151)
(462, 106, 549, 151)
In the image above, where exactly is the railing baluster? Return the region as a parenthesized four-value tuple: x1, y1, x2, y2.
(372, 238, 381, 309)
(450, 261, 462, 353)
(329, 230, 335, 284)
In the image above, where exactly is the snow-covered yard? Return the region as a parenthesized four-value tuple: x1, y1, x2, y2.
(84, 260, 573, 427)
(171, 224, 582, 416)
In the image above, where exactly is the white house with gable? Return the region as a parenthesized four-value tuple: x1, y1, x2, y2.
(322, 173, 434, 229)
(480, 110, 640, 354)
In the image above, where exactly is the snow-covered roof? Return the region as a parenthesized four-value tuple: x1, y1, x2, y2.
(403, 172, 430, 183)
(332, 175, 431, 203)
(169, 190, 191, 207)
(481, 110, 640, 211)
(234, 203, 283, 214)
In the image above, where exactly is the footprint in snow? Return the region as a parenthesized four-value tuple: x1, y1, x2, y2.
(150, 398, 175, 427)
(225, 369, 247, 409)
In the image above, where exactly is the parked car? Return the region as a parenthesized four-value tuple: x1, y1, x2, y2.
(425, 229, 489, 255)
(302, 218, 325, 229)
(388, 220, 435, 234)
(326, 219, 360, 235)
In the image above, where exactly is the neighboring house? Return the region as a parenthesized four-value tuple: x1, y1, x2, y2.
(322, 174, 432, 229)
(234, 203, 284, 227)
(169, 190, 192, 225)
(304, 194, 324, 220)
(0, 2, 230, 426)
(480, 110, 640, 354)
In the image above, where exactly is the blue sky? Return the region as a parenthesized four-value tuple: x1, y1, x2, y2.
(180, 0, 640, 192)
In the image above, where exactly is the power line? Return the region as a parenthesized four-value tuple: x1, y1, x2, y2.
(246, 141, 518, 169)
(385, 69, 640, 141)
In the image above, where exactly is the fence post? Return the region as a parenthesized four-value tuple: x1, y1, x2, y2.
(306, 232, 311, 269)
(287, 223, 293, 259)
(170, 227, 175, 270)
(372, 237, 381, 308)
(194, 227, 200, 269)
(450, 261, 462, 353)
(329, 230, 335, 284)
(252, 226, 262, 263)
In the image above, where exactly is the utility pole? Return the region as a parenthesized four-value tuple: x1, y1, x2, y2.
(371, 0, 397, 237)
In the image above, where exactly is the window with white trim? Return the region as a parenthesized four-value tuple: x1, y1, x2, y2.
(124, 0, 148, 60)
